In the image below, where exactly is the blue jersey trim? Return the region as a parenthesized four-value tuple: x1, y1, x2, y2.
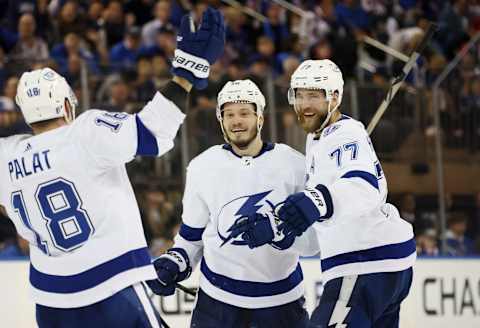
(30, 247, 152, 293)
(321, 238, 416, 272)
(179, 224, 205, 242)
(341, 170, 379, 191)
(135, 116, 159, 156)
(200, 259, 303, 297)
(222, 142, 275, 159)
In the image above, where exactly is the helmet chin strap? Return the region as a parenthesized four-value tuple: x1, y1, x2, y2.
(314, 100, 340, 135)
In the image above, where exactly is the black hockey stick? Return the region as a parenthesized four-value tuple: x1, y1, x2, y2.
(176, 282, 198, 296)
(366, 22, 437, 135)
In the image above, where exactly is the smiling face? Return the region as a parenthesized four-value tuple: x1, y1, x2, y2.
(294, 88, 338, 133)
(222, 102, 262, 149)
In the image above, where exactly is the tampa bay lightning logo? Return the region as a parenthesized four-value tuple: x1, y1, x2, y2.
(217, 190, 272, 246)
(43, 70, 56, 81)
(323, 124, 339, 137)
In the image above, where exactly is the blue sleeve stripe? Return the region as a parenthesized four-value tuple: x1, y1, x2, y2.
(321, 238, 416, 272)
(30, 247, 152, 293)
(201, 260, 303, 297)
(135, 115, 159, 156)
(179, 224, 205, 242)
(341, 170, 379, 191)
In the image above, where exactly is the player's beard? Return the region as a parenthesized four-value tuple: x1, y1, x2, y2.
(297, 110, 327, 133)
(227, 125, 258, 149)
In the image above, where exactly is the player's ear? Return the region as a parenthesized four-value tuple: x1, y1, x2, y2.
(258, 114, 264, 129)
(332, 90, 340, 107)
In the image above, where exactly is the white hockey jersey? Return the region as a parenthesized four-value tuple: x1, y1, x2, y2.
(173, 143, 319, 309)
(0, 91, 185, 308)
(305, 115, 416, 285)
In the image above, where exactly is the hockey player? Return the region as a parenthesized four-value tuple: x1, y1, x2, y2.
(230, 59, 416, 327)
(146, 79, 319, 328)
(0, 8, 224, 328)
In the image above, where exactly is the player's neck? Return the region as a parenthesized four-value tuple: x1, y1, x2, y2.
(31, 118, 67, 135)
(329, 110, 342, 125)
(231, 137, 263, 157)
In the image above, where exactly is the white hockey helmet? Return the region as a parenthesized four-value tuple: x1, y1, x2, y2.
(216, 79, 266, 142)
(288, 59, 344, 131)
(15, 68, 78, 125)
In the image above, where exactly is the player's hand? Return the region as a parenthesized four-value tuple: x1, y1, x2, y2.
(172, 7, 225, 90)
(278, 185, 334, 237)
(229, 213, 275, 249)
(146, 248, 191, 296)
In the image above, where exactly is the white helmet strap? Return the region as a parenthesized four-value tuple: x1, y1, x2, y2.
(316, 100, 339, 134)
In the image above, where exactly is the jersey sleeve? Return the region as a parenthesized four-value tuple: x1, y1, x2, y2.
(73, 91, 185, 168)
(171, 163, 209, 269)
(314, 123, 384, 225)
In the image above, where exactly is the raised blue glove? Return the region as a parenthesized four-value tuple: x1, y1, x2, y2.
(278, 185, 334, 237)
(172, 7, 225, 89)
(146, 248, 191, 296)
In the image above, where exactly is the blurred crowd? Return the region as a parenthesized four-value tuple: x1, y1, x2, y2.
(1, 0, 480, 258)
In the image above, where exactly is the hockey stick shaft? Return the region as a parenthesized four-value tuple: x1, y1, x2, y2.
(176, 283, 198, 296)
(366, 23, 437, 135)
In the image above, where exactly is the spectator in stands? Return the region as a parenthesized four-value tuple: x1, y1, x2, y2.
(399, 193, 416, 224)
(141, 0, 171, 47)
(56, 0, 86, 40)
(132, 56, 156, 102)
(0, 96, 29, 137)
(416, 228, 440, 256)
(84, 2, 109, 67)
(9, 13, 49, 67)
(50, 33, 99, 77)
(139, 25, 176, 58)
(125, 0, 155, 27)
(224, 59, 246, 82)
(151, 54, 171, 88)
(445, 213, 476, 256)
(335, 0, 371, 31)
(224, 7, 255, 61)
(249, 35, 278, 73)
(263, 3, 289, 52)
(188, 62, 225, 155)
(2, 76, 18, 102)
(102, 0, 126, 48)
(309, 38, 333, 61)
(437, 0, 470, 59)
(110, 26, 142, 71)
(143, 188, 175, 239)
(99, 76, 135, 113)
(0, 234, 29, 259)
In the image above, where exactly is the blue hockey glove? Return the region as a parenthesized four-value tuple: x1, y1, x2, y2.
(226, 213, 275, 249)
(278, 185, 334, 237)
(172, 7, 225, 89)
(146, 248, 191, 296)
(225, 200, 295, 249)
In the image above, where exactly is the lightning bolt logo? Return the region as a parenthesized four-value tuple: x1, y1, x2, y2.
(328, 275, 357, 328)
(235, 190, 272, 217)
(218, 190, 272, 247)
